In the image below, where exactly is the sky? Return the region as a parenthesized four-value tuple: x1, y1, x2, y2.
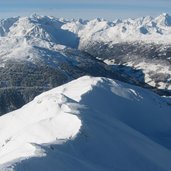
(0, 0, 170, 20)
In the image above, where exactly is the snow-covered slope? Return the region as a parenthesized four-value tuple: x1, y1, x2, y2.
(0, 14, 79, 63)
(1, 76, 171, 171)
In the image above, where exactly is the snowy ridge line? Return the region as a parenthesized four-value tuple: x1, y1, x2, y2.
(0, 91, 82, 167)
(1, 76, 171, 170)
(0, 13, 171, 47)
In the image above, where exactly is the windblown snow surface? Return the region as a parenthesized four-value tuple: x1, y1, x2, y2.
(0, 76, 171, 171)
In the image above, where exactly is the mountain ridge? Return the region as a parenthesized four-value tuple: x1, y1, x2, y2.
(1, 13, 171, 44)
(1, 76, 171, 171)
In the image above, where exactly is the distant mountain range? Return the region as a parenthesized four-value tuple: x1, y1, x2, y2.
(0, 13, 171, 114)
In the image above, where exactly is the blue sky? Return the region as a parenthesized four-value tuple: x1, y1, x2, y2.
(0, 0, 170, 19)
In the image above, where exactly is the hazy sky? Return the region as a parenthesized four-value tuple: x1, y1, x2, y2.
(0, 0, 170, 20)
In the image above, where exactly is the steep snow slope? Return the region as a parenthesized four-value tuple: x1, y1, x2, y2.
(1, 76, 171, 171)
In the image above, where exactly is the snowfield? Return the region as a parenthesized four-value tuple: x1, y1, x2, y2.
(1, 76, 171, 171)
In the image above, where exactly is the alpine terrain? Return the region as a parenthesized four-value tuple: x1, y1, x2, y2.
(0, 13, 171, 171)
(0, 13, 171, 114)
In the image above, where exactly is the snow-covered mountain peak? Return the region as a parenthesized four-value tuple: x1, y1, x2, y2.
(6, 15, 79, 49)
(0, 13, 171, 65)
(113, 18, 123, 24)
(8, 16, 58, 43)
(0, 13, 171, 48)
(29, 13, 42, 20)
(155, 13, 171, 26)
(133, 16, 153, 26)
(1, 76, 171, 170)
